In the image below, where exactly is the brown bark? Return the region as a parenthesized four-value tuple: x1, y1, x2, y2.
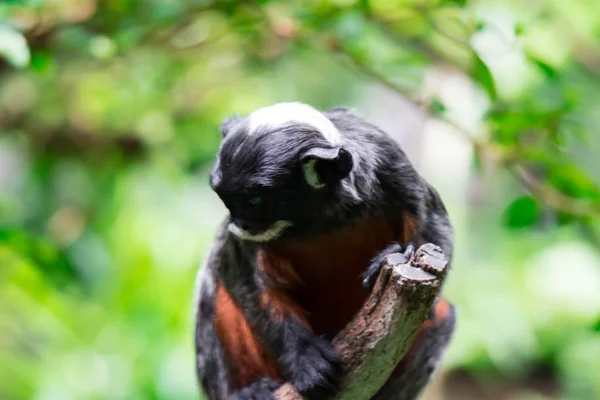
(274, 243, 449, 400)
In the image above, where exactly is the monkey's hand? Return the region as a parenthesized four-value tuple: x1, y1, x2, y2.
(282, 330, 343, 400)
(362, 242, 416, 293)
(228, 378, 281, 400)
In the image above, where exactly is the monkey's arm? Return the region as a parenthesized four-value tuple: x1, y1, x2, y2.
(274, 243, 454, 400)
(195, 220, 342, 400)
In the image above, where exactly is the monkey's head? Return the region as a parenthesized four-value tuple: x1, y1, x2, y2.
(209, 102, 356, 243)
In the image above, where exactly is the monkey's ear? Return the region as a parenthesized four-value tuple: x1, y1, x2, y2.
(220, 115, 243, 137)
(301, 147, 353, 189)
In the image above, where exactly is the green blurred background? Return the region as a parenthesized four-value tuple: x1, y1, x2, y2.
(1, 0, 600, 399)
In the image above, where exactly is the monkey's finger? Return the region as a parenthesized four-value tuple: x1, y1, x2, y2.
(402, 242, 416, 260)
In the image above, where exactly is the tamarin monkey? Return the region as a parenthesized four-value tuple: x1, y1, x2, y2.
(194, 102, 456, 400)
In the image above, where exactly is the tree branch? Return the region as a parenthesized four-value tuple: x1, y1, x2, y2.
(273, 243, 449, 400)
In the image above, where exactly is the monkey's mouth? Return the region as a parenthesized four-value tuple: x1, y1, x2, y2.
(228, 220, 292, 242)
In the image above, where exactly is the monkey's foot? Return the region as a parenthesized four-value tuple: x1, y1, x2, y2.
(229, 378, 281, 400)
(362, 242, 416, 293)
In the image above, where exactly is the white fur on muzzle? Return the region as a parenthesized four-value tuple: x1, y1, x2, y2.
(228, 220, 292, 242)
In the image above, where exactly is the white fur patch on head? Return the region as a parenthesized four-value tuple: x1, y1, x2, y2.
(247, 102, 342, 145)
(228, 220, 292, 242)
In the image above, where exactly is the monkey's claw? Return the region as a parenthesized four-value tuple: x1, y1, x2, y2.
(401, 242, 416, 261)
(362, 242, 416, 293)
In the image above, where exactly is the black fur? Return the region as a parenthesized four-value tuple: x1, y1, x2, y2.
(319, 329, 341, 342)
(229, 378, 281, 400)
(209, 107, 452, 260)
(195, 103, 455, 400)
(210, 123, 358, 239)
(274, 316, 343, 399)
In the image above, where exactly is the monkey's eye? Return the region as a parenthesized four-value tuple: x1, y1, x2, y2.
(247, 197, 262, 207)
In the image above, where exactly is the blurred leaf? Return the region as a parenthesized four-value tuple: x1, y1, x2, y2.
(548, 164, 600, 202)
(29, 50, 54, 74)
(514, 22, 525, 36)
(335, 10, 367, 41)
(357, 0, 370, 11)
(472, 53, 497, 101)
(0, 24, 31, 68)
(472, 146, 483, 172)
(475, 21, 487, 32)
(0, 229, 79, 289)
(441, 0, 468, 6)
(503, 196, 539, 229)
(529, 56, 558, 79)
(556, 211, 578, 226)
(1, 0, 31, 7)
(429, 98, 447, 117)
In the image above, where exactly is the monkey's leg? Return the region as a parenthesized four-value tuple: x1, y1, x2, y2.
(372, 298, 456, 400)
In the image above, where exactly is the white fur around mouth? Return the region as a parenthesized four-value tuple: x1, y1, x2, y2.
(228, 220, 292, 242)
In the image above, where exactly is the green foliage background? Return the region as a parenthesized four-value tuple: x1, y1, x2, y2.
(1, 0, 600, 399)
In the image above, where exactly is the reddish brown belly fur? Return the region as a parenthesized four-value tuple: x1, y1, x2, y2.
(264, 216, 401, 334)
(213, 215, 416, 387)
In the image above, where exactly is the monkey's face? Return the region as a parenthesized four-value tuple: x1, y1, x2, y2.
(209, 123, 353, 243)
